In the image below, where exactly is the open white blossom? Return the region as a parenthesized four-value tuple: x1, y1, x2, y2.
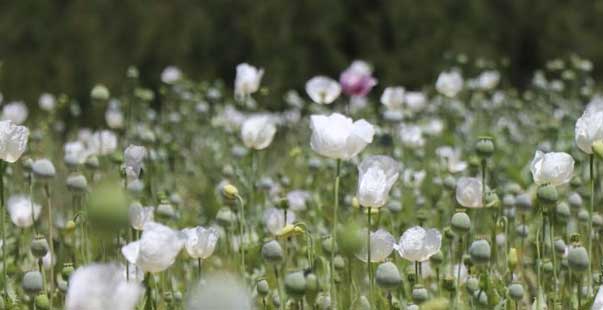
(404, 91, 427, 112)
(456, 177, 483, 208)
(530, 150, 574, 186)
(575, 109, 603, 154)
(357, 155, 399, 208)
(2, 101, 28, 124)
(594, 285, 603, 310)
(161, 66, 182, 84)
(381, 87, 405, 111)
(124, 145, 147, 180)
(310, 113, 375, 160)
(65, 263, 143, 310)
(64, 141, 88, 166)
(436, 70, 463, 98)
(356, 229, 395, 263)
(39, 93, 56, 111)
(305, 76, 341, 104)
(286, 190, 311, 211)
(263, 207, 295, 235)
(7, 195, 41, 228)
(0, 120, 29, 163)
(181, 226, 219, 259)
(122, 222, 184, 273)
(477, 70, 500, 90)
(128, 203, 154, 231)
(399, 124, 425, 148)
(240, 115, 277, 150)
(396, 226, 441, 262)
(235, 63, 263, 98)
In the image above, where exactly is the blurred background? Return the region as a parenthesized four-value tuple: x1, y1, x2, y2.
(1, 0, 602, 107)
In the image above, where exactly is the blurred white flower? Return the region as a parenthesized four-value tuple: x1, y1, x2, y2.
(575, 109, 603, 154)
(65, 263, 143, 310)
(263, 207, 295, 236)
(105, 104, 124, 129)
(456, 177, 483, 208)
(181, 226, 219, 259)
(186, 273, 252, 310)
(310, 113, 375, 160)
(235, 63, 264, 99)
(286, 190, 311, 211)
(305, 76, 341, 104)
(124, 145, 147, 180)
(356, 229, 395, 263)
(2, 101, 28, 124)
(128, 203, 154, 231)
(240, 115, 277, 150)
(161, 66, 182, 84)
(396, 226, 441, 262)
(0, 120, 29, 163)
(381, 86, 405, 111)
(436, 70, 463, 98)
(436, 146, 467, 173)
(422, 118, 444, 136)
(594, 285, 603, 310)
(122, 222, 184, 273)
(87, 130, 118, 156)
(530, 150, 574, 186)
(339, 60, 377, 97)
(39, 93, 56, 111)
(91, 84, 110, 100)
(7, 195, 40, 228)
(64, 141, 88, 166)
(357, 155, 399, 208)
(399, 124, 424, 148)
(404, 91, 426, 112)
(477, 70, 500, 90)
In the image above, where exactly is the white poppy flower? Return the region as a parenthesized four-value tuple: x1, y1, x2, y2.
(87, 130, 118, 156)
(181, 226, 219, 259)
(64, 141, 88, 166)
(286, 190, 311, 212)
(105, 105, 124, 129)
(161, 66, 182, 84)
(65, 263, 143, 310)
(7, 195, 41, 228)
(263, 207, 295, 236)
(235, 63, 264, 98)
(124, 145, 147, 180)
(594, 285, 603, 310)
(310, 113, 375, 160)
(396, 226, 442, 262)
(530, 150, 574, 186)
(575, 109, 603, 154)
(436, 70, 463, 98)
(477, 70, 500, 90)
(128, 203, 154, 231)
(91, 84, 110, 100)
(356, 229, 395, 263)
(399, 124, 424, 148)
(240, 115, 277, 150)
(404, 91, 426, 112)
(305, 76, 341, 104)
(2, 101, 28, 124)
(380, 87, 405, 111)
(456, 177, 483, 208)
(0, 120, 29, 163)
(121, 222, 184, 273)
(39, 93, 56, 111)
(357, 155, 399, 208)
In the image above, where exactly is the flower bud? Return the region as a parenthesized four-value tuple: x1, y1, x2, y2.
(22, 271, 44, 295)
(568, 246, 589, 273)
(508, 283, 524, 300)
(508, 248, 518, 270)
(412, 284, 429, 304)
(305, 273, 319, 292)
(578, 209, 589, 222)
(257, 279, 270, 296)
(469, 239, 491, 264)
(35, 294, 50, 309)
(593, 140, 603, 159)
(32, 159, 56, 179)
(62, 262, 75, 279)
(475, 137, 495, 158)
(465, 277, 479, 293)
(451, 212, 471, 233)
(261, 240, 284, 263)
(542, 260, 553, 274)
(537, 184, 558, 204)
(375, 262, 402, 290)
(222, 184, 239, 200)
(65, 220, 76, 233)
(334, 255, 345, 270)
(30, 235, 49, 258)
(430, 251, 444, 265)
(284, 271, 306, 298)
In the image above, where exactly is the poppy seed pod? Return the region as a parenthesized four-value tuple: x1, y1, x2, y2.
(537, 184, 558, 204)
(22, 271, 44, 295)
(261, 240, 283, 263)
(515, 193, 532, 211)
(568, 246, 589, 272)
(334, 255, 345, 270)
(284, 271, 306, 298)
(465, 277, 479, 293)
(554, 239, 567, 254)
(475, 137, 495, 158)
(66, 174, 88, 192)
(508, 283, 524, 300)
(578, 209, 589, 222)
(305, 273, 319, 292)
(62, 263, 75, 279)
(555, 202, 571, 221)
(35, 294, 50, 309)
(412, 284, 429, 304)
(375, 262, 402, 290)
(568, 192, 583, 209)
(451, 212, 471, 233)
(593, 213, 603, 229)
(430, 250, 444, 265)
(469, 239, 491, 264)
(32, 159, 56, 179)
(256, 279, 270, 296)
(30, 235, 49, 258)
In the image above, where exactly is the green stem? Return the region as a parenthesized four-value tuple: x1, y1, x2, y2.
(367, 207, 373, 307)
(44, 184, 54, 309)
(330, 159, 341, 304)
(0, 162, 6, 305)
(455, 236, 463, 310)
(589, 154, 594, 295)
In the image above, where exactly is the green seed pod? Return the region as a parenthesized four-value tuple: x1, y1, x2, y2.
(443, 176, 457, 191)
(412, 284, 429, 304)
(22, 271, 44, 295)
(284, 271, 306, 298)
(508, 283, 524, 300)
(568, 246, 589, 273)
(85, 156, 100, 170)
(515, 193, 532, 211)
(30, 235, 49, 258)
(375, 262, 402, 290)
(474, 291, 488, 305)
(305, 273, 319, 292)
(542, 260, 553, 274)
(465, 277, 479, 293)
(66, 174, 88, 192)
(537, 184, 558, 204)
(256, 279, 270, 296)
(35, 294, 50, 310)
(430, 251, 444, 265)
(554, 239, 566, 254)
(334, 255, 345, 270)
(578, 209, 589, 222)
(451, 212, 471, 233)
(338, 221, 363, 257)
(475, 137, 495, 158)
(469, 239, 491, 264)
(502, 194, 515, 208)
(261, 240, 283, 263)
(485, 191, 500, 208)
(555, 202, 571, 222)
(62, 263, 75, 279)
